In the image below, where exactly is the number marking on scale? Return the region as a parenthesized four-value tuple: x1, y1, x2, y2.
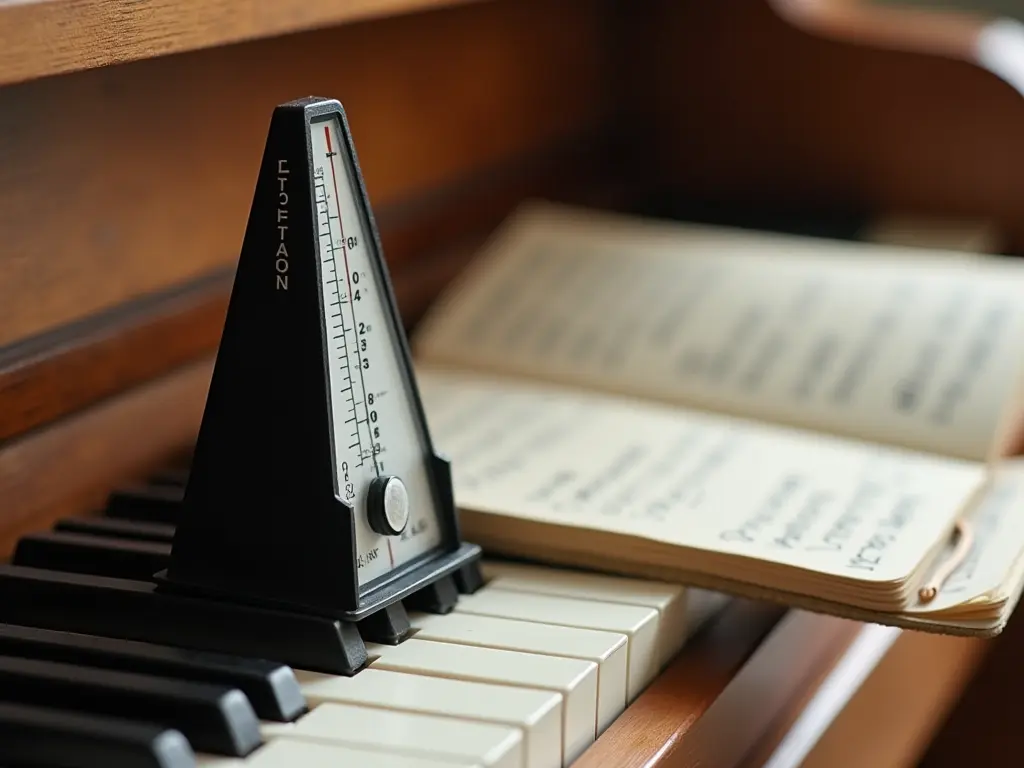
(309, 116, 444, 586)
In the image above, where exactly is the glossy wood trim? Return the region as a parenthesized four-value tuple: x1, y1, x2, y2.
(801, 629, 988, 768)
(771, 0, 990, 58)
(773, 1, 1024, 104)
(0, 0, 618, 349)
(751, 624, 902, 767)
(0, 0, 482, 87)
(916, 596, 1024, 767)
(576, 604, 862, 768)
(630, 0, 1024, 250)
(0, 132, 624, 446)
(574, 601, 782, 767)
(676, 612, 861, 768)
(0, 271, 231, 443)
(0, 358, 213, 560)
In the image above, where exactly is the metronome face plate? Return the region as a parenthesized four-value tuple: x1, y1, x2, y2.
(309, 114, 444, 586)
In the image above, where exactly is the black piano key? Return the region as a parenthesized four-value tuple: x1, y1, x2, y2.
(0, 624, 306, 722)
(55, 517, 176, 544)
(0, 565, 367, 675)
(0, 655, 261, 757)
(105, 486, 183, 524)
(13, 531, 171, 581)
(0, 701, 195, 768)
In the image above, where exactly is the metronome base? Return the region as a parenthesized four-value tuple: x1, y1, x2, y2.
(153, 541, 484, 623)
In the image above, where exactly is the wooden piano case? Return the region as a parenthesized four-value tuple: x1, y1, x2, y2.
(2, 0, 1022, 765)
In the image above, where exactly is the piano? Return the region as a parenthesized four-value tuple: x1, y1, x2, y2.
(2, 0, 1023, 766)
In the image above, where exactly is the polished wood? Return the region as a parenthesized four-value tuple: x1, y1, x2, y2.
(917, 595, 1024, 767)
(0, 358, 212, 560)
(744, 624, 902, 767)
(574, 602, 781, 768)
(0, 141, 618, 444)
(575, 606, 862, 767)
(774, 0, 990, 56)
(0, 270, 230, 442)
(628, 0, 1024, 250)
(0, 0, 482, 87)
(801, 630, 988, 768)
(0, 0, 618, 349)
(679, 616, 860, 768)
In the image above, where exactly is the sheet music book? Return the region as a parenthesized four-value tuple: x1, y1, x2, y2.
(410, 201, 1024, 637)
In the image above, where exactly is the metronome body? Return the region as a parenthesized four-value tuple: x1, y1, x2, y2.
(160, 97, 482, 641)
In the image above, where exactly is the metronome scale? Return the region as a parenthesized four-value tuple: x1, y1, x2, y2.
(157, 97, 483, 672)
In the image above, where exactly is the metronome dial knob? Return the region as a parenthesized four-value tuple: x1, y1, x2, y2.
(367, 476, 411, 536)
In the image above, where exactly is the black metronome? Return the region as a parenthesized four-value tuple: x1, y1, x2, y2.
(160, 97, 483, 654)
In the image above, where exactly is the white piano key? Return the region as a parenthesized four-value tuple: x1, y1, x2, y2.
(196, 737, 482, 767)
(453, 587, 659, 702)
(366, 638, 597, 766)
(409, 610, 626, 735)
(257, 702, 522, 768)
(293, 667, 562, 768)
(481, 560, 696, 670)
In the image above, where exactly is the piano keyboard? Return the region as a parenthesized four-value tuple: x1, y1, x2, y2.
(0, 470, 729, 768)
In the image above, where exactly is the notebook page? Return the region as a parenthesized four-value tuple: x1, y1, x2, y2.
(414, 202, 1024, 462)
(418, 367, 986, 595)
(908, 458, 1024, 615)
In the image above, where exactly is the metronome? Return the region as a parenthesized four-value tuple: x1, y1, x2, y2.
(159, 97, 483, 654)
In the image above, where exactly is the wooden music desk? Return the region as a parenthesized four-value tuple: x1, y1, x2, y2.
(1, 1, 1022, 765)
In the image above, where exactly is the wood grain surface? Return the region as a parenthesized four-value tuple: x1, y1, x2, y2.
(743, 624, 902, 767)
(0, 139, 624, 445)
(0, 0, 483, 87)
(573, 601, 782, 768)
(574, 605, 863, 768)
(626, 0, 1024, 250)
(0, 358, 213, 560)
(917, 596, 1024, 767)
(800, 629, 988, 768)
(0, 0, 617, 349)
(772, 0, 990, 57)
(0, 270, 231, 442)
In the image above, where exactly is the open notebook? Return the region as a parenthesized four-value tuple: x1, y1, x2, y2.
(409, 201, 1024, 637)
